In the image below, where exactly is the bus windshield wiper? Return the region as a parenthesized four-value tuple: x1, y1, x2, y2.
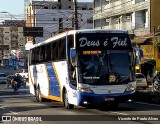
(96, 54, 106, 77)
(108, 56, 121, 78)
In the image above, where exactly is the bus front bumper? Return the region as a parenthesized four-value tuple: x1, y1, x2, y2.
(77, 91, 135, 106)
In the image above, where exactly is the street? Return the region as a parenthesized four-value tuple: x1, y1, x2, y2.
(0, 67, 160, 124)
(0, 83, 160, 124)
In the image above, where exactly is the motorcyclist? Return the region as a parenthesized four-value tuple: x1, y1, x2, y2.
(12, 73, 22, 89)
(156, 71, 160, 80)
(153, 71, 160, 92)
(153, 71, 160, 81)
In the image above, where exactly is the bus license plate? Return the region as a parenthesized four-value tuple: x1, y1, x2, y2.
(105, 98, 114, 101)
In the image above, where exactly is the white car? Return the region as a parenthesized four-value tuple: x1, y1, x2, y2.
(16, 69, 28, 79)
(136, 73, 148, 89)
(0, 73, 7, 84)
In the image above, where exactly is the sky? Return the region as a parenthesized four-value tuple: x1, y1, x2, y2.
(0, 0, 93, 16)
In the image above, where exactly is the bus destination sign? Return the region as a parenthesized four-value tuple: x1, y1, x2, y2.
(76, 33, 132, 50)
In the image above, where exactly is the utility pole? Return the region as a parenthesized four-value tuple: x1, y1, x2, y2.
(153, 26, 156, 36)
(1, 34, 4, 65)
(74, 0, 78, 30)
(33, 3, 36, 44)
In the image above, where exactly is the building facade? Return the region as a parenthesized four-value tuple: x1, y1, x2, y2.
(25, 0, 93, 43)
(0, 27, 26, 63)
(93, 0, 160, 36)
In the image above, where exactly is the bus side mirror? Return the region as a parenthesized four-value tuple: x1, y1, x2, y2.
(70, 48, 76, 59)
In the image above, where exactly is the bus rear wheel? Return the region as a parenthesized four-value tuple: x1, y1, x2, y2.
(63, 90, 74, 109)
(36, 87, 45, 102)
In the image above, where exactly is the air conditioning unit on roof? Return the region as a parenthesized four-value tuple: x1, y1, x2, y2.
(106, 19, 110, 22)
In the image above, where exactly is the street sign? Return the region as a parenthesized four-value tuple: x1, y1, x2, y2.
(23, 27, 43, 37)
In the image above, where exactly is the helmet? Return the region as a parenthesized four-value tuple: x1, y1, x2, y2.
(15, 73, 19, 76)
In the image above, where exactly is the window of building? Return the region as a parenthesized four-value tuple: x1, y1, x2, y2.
(69, 6, 71, 9)
(94, 19, 101, 28)
(44, 6, 48, 9)
(52, 7, 56, 9)
(94, 0, 101, 8)
(105, 0, 110, 4)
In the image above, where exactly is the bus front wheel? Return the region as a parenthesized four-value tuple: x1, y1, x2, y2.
(63, 90, 74, 109)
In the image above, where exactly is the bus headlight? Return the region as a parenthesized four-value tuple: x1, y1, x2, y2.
(78, 87, 94, 93)
(125, 82, 136, 91)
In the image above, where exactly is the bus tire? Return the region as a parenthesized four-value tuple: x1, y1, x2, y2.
(36, 87, 45, 102)
(63, 90, 74, 109)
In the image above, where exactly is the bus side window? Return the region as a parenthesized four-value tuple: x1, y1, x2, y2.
(58, 38, 66, 60)
(31, 49, 35, 64)
(45, 44, 51, 61)
(30, 49, 33, 65)
(39, 45, 45, 63)
(35, 47, 40, 63)
(51, 42, 58, 61)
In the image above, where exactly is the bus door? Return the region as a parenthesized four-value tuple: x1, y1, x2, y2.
(67, 48, 78, 105)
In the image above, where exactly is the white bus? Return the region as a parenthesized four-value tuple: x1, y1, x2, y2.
(28, 29, 136, 109)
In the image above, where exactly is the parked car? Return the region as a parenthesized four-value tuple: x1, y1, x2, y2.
(136, 73, 148, 89)
(0, 73, 7, 84)
(16, 69, 28, 79)
(7, 75, 16, 87)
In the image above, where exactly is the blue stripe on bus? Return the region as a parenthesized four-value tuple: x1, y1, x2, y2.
(46, 63, 60, 97)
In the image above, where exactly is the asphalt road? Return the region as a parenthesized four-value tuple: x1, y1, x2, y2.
(0, 84, 160, 124)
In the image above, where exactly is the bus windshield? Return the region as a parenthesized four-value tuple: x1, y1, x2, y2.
(78, 50, 132, 85)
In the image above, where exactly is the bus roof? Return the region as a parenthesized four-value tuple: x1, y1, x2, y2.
(30, 29, 128, 49)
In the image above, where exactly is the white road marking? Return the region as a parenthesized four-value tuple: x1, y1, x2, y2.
(111, 112, 128, 115)
(9, 111, 18, 115)
(0, 106, 6, 109)
(135, 102, 160, 107)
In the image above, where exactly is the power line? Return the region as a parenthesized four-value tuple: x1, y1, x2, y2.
(25, 0, 92, 32)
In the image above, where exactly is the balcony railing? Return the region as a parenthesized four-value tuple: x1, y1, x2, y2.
(94, 1, 149, 19)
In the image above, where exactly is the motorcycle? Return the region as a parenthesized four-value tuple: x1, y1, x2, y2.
(13, 81, 18, 92)
(153, 79, 160, 92)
